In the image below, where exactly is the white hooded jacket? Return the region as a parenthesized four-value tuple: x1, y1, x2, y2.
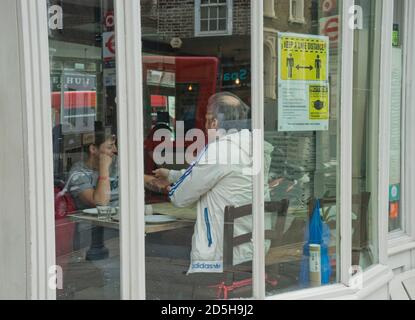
(168, 129, 274, 274)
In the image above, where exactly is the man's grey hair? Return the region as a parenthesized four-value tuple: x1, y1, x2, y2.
(207, 92, 251, 131)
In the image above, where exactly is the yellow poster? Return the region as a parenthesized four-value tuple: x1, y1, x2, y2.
(309, 85, 329, 120)
(278, 33, 330, 132)
(280, 35, 328, 81)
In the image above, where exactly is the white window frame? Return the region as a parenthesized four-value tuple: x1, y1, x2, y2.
(17, 0, 148, 300)
(256, 0, 359, 299)
(21, 0, 402, 300)
(289, 0, 305, 24)
(115, 0, 147, 299)
(195, 0, 233, 37)
(17, 0, 56, 300)
(388, 0, 415, 253)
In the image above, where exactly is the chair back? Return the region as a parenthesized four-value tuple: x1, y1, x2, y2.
(223, 200, 290, 271)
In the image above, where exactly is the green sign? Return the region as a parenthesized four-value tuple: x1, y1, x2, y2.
(389, 184, 400, 202)
(393, 24, 400, 47)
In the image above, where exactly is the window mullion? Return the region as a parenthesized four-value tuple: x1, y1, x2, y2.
(115, 0, 146, 300)
(378, 0, 394, 265)
(340, 0, 354, 286)
(251, 0, 265, 300)
(403, 0, 415, 240)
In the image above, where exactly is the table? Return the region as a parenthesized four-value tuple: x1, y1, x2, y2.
(69, 202, 196, 233)
(69, 213, 195, 233)
(68, 203, 196, 260)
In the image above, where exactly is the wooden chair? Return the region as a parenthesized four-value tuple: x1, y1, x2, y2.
(213, 200, 290, 299)
(308, 192, 371, 266)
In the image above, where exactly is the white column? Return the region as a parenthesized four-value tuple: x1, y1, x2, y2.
(251, 0, 265, 299)
(115, 0, 147, 300)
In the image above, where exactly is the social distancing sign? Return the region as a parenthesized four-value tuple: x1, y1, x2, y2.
(309, 85, 329, 120)
(278, 33, 330, 132)
(280, 36, 328, 81)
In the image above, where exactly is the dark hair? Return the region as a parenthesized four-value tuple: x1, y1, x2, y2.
(94, 131, 115, 147)
(84, 122, 116, 154)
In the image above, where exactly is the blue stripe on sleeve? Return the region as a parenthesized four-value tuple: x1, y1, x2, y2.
(168, 146, 208, 198)
(204, 207, 213, 248)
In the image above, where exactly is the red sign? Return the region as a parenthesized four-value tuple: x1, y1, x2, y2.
(105, 10, 114, 29)
(103, 32, 115, 61)
(322, 0, 337, 15)
(389, 202, 399, 219)
(321, 16, 339, 42)
(105, 34, 115, 54)
(151, 95, 168, 108)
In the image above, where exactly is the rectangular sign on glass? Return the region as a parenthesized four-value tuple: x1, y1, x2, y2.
(278, 33, 330, 132)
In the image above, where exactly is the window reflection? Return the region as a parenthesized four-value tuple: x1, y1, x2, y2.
(389, 0, 404, 233)
(264, 0, 341, 295)
(142, 0, 254, 300)
(352, 0, 381, 269)
(49, 0, 120, 300)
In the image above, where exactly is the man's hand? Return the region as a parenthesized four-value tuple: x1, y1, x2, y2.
(144, 174, 171, 194)
(153, 168, 170, 180)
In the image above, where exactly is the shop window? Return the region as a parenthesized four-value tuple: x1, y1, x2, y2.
(48, 0, 121, 300)
(264, 0, 340, 295)
(289, 0, 305, 24)
(142, 0, 252, 300)
(389, 0, 404, 233)
(195, 0, 233, 36)
(352, 0, 382, 269)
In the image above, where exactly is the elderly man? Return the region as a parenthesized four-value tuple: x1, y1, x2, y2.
(154, 92, 274, 274)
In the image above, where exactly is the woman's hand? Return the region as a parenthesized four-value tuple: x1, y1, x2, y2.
(99, 153, 113, 170)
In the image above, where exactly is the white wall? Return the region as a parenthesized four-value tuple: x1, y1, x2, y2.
(0, 0, 29, 299)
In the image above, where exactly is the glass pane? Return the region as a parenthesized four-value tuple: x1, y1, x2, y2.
(49, 0, 120, 299)
(210, 6, 218, 19)
(209, 19, 218, 31)
(201, 7, 209, 19)
(389, 0, 404, 233)
(352, 0, 381, 269)
(292, 0, 298, 17)
(219, 6, 227, 19)
(201, 19, 209, 31)
(264, 0, 342, 295)
(141, 0, 252, 300)
(218, 19, 227, 31)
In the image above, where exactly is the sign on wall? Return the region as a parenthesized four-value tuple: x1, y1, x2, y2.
(320, 15, 339, 48)
(221, 64, 251, 89)
(103, 32, 116, 61)
(278, 33, 330, 132)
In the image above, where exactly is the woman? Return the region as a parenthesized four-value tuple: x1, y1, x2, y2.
(66, 130, 119, 210)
